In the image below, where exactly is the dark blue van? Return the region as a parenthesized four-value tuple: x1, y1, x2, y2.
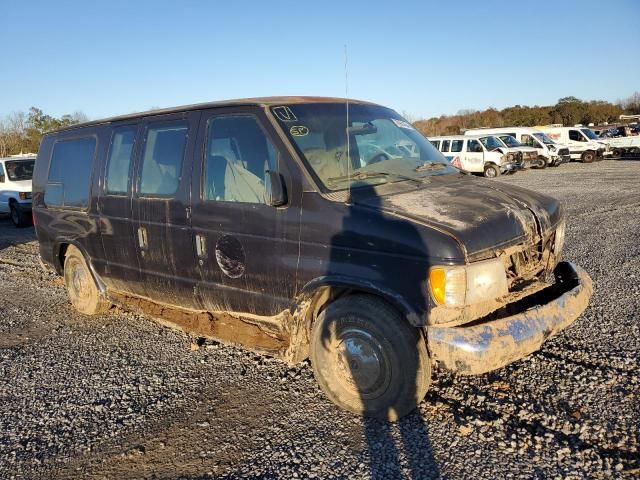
(32, 97, 592, 419)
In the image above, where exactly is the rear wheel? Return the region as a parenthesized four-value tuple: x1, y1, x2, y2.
(581, 150, 595, 163)
(310, 294, 431, 421)
(63, 245, 111, 315)
(612, 148, 623, 159)
(484, 164, 501, 178)
(9, 202, 31, 228)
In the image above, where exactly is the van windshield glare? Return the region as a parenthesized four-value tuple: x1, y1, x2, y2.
(479, 136, 503, 151)
(533, 132, 556, 145)
(498, 135, 523, 147)
(271, 103, 456, 191)
(580, 128, 599, 140)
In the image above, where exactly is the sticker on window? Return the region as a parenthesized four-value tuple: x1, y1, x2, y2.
(290, 125, 309, 136)
(273, 106, 297, 122)
(391, 118, 415, 130)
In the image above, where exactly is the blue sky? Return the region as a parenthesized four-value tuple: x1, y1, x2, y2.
(1, 0, 638, 120)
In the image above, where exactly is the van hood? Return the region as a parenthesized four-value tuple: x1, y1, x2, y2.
(356, 175, 562, 258)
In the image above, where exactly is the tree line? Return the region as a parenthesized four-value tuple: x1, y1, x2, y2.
(0, 108, 87, 157)
(1, 92, 639, 156)
(414, 92, 640, 137)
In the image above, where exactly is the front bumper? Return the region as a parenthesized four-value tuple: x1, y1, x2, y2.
(426, 262, 593, 375)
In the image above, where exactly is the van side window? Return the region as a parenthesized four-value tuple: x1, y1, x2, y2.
(139, 122, 188, 196)
(45, 137, 96, 209)
(521, 134, 537, 147)
(105, 126, 136, 194)
(569, 130, 585, 142)
(467, 139, 481, 152)
(429, 140, 440, 150)
(204, 115, 277, 204)
(441, 140, 450, 152)
(450, 140, 463, 152)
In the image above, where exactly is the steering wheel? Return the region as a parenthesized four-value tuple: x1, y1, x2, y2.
(364, 144, 392, 164)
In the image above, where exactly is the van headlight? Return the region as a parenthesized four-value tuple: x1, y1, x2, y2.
(429, 258, 508, 307)
(554, 220, 566, 260)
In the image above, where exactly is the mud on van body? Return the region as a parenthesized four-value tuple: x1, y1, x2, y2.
(33, 97, 592, 420)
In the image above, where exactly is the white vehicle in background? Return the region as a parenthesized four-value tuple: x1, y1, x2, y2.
(0, 155, 36, 227)
(465, 127, 570, 167)
(428, 135, 521, 178)
(537, 126, 608, 162)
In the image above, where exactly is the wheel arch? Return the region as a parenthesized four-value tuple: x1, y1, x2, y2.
(54, 239, 107, 295)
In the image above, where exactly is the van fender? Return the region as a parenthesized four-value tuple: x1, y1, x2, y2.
(300, 275, 423, 327)
(53, 238, 108, 295)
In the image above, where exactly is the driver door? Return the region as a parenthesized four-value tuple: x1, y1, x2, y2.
(465, 139, 485, 172)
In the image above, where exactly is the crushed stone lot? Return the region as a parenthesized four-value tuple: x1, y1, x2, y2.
(0, 160, 639, 479)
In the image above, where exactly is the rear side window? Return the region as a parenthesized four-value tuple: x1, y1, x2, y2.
(105, 126, 137, 194)
(429, 140, 440, 149)
(139, 121, 188, 196)
(450, 140, 464, 152)
(441, 140, 450, 152)
(45, 137, 96, 209)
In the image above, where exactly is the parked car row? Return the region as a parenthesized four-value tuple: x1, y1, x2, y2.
(427, 124, 614, 178)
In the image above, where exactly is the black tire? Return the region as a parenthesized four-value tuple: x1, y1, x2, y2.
(533, 158, 547, 169)
(9, 202, 31, 228)
(581, 150, 595, 163)
(63, 245, 111, 315)
(310, 294, 431, 421)
(483, 164, 501, 178)
(612, 148, 623, 159)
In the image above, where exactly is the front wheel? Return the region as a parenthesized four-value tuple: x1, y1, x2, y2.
(484, 164, 501, 178)
(581, 150, 595, 163)
(63, 245, 111, 315)
(310, 294, 431, 421)
(10, 203, 31, 228)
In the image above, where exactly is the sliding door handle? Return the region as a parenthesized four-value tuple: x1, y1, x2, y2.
(137, 226, 148, 249)
(195, 234, 207, 259)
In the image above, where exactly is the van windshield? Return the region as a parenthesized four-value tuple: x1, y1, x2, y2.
(479, 136, 504, 151)
(498, 135, 523, 147)
(533, 132, 556, 145)
(580, 128, 599, 140)
(5, 160, 35, 181)
(271, 103, 456, 191)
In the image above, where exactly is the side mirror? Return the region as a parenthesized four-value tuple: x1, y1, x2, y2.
(0, 174, 4, 183)
(474, 145, 483, 153)
(265, 170, 287, 207)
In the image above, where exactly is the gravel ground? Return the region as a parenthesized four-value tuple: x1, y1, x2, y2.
(0, 160, 638, 479)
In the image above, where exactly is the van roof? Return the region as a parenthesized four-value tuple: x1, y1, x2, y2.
(0, 156, 37, 162)
(429, 135, 492, 140)
(51, 96, 376, 133)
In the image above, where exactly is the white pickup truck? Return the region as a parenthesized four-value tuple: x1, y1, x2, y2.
(0, 155, 35, 227)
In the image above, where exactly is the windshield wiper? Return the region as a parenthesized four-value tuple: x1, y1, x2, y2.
(414, 162, 447, 172)
(327, 170, 390, 184)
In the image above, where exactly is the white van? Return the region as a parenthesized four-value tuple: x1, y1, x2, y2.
(465, 127, 570, 167)
(428, 135, 521, 177)
(536, 126, 607, 162)
(0, 155, 35, 227)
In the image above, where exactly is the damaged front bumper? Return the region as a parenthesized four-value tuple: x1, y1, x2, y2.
(426, 262, 593, 375)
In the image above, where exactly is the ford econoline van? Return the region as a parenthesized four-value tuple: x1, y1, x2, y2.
(465, 127, 570, 167)
(33, 97, 592, 420)
(536, 126, 608, 162)
(0, 155, 36, 227)
(428, 135, 522, 177)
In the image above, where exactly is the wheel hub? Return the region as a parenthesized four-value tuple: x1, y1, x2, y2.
(333, 328, 390, 397)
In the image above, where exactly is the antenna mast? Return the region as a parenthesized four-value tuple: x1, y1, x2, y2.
(344, 44, 351, 199)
